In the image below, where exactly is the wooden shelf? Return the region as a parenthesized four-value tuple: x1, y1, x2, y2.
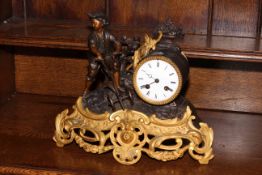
(0, 18, 262, 62)
(0, 18, 88, 50)
(0, 93, 261, 175)
(1, 1, 261, 174)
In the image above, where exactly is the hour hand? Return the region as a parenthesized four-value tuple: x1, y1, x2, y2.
(140, 84, 150, 89)
(164, 86, 173, 92)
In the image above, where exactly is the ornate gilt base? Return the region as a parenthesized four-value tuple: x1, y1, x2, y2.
(53, 97, 214, 165)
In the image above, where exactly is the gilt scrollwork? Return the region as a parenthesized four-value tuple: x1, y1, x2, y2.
(54, 97, 214, 165)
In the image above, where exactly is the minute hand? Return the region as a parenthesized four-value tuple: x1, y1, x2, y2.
(142, 70, 156, 79)
(146, 73, 154, 79)
(140, 79, 159, 89)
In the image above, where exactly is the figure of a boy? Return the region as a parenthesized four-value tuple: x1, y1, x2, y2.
(86, 12, 122, 91)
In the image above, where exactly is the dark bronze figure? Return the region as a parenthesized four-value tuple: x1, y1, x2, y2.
(86, 12, 122, 92)
(84, 12, 137, 110)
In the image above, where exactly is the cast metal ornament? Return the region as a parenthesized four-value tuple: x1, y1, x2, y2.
(53, 97, 214, 165)
(127, 31, 163, 70)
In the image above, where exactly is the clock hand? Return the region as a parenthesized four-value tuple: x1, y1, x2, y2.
(146, 73, 153, 79)
(140, 84, 150, 89)
(142, 70, 155, 79)
(140, 79, 160, 89)
(164, 86, 173, 92)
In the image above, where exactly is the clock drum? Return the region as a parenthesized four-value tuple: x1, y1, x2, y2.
(149, 46, 189, 88)
(133, 47, 189, 105)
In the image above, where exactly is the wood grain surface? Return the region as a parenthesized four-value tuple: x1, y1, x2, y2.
(212, 0, 259, 37)
(15, 54, 87, 97)
(0, 93, 261, 175)
(0, 48, 15, 104)
(12, 0, 105, 21)
(110, 0, 209, 35)
(9, 0, 262, 38)
(256, 0, 262, 38)
(187, 62, 262, 113)
(15, 54, 262, 113)
(0, 1, 14, 104)
(207, 0, 214, 36)
(0, 18, 261, 62)
(260, 38, 262, 50)
(12, 0, 23, 18)
(0, 0, 12, 22)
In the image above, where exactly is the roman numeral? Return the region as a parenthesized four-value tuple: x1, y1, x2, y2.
(146, 91, 150, 96)
(169, 73, 174, 76)
(148, 63, 152, 68)
(157, 61, 159, 67)
(155, 94, 157, 99)
(171, 81, 176, 84)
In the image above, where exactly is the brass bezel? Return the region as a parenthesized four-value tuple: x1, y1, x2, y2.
(133, 55, 183, 105)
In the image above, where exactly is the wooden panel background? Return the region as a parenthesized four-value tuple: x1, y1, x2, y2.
(8, 0, 262, 113)
(12, 0, 23, 18)
(15, 55, 262, 113)
(187, 66, 262, 113)
(0, 48, 15, 104)
(12, 0, 105, 21)
(212, 0, 259, 37)
(0, 0, 12, 22)
(10, 0, 262, 38)
(258, 0, 262, 38)
(110, 0, 209, 34)
(15, 55, 87, 97)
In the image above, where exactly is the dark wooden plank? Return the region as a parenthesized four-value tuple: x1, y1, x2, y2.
(15, 54, 87, 97)
(0, 166, 80, 175)
(260, 39, 262, 50)
(0, 47, 15, 104)
(207, 0, 214, 37)
(0, 19, 262, 62)
(0, 93, 261, 175)
(0, 0, 12, 22)
(186, 62, 262, 113)
(14, 54, 262, 113)
(12, 0, 105, 21)
(105, 0, 110, 19)
(110, 0, 209, 35)
(179, 35, 262, 62)
(213, 0, 259, 37)
(0, 18, 89, 50)
(257, 0, 262, 38)
(12, 0, 24, 18)
(0, 18, 261, 55)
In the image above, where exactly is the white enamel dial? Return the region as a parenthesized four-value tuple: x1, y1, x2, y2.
(133, 56, 182, 105)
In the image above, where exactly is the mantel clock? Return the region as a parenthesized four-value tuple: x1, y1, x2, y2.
(53, 16, 214, 165)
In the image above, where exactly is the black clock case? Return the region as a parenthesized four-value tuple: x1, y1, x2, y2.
(148, 39, 190, 89)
